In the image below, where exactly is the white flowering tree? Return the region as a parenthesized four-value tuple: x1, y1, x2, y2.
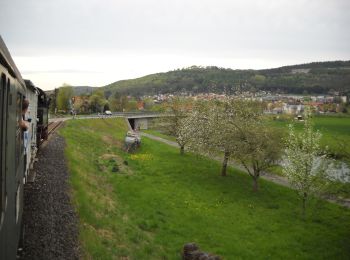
(176, 115, 194, 155)
(188, 98, 267, 177)
(232, 124, 283, 191)
(157, 97, 193, 154)
(283, 108, 329, 216)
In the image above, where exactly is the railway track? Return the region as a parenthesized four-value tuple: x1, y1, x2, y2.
(39, 121, 64, 147)
(48, 120, 63, 135)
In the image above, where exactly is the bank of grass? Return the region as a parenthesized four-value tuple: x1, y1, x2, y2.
(149, 115, 350, 161)
(143, 129, 177, 142)
(60, 118, 350, 259)
(269, 115, 350, 198)
(267, 115, 350, 161)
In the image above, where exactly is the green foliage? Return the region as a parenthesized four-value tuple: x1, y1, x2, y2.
(108, 92, 138, 112)
(60, 118, 350, 259)
(89, 89, 107, 113)
(251, 74, 266, 85)
(108, 92, 128, 112)
(143, 98, 155, 110)
(56, 84, 73, 111)
(233, 125, 283, 191)
(125, 99, 138, 112)
(49, 88, 59, 114)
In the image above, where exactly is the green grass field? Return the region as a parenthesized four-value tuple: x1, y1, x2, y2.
(149, 115, 350, 162)
(60, 118, 350, 259)
(267, 115, 350, 161)
(143, 129, 177, 142)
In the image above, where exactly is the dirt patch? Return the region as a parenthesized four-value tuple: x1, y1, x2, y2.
(122, 214, 129, 223)
(101, 135, 123, 148)
(98, 154, 132, 175)
(97, 228, 115, 240)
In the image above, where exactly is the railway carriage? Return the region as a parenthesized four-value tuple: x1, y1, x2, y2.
(0, 35, 52, 260)
(24, 80, 39, 182)
(0, 36, 27, 260)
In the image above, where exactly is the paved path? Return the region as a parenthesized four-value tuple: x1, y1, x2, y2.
(49, 112, 165, 122)
(141, 131, 350, 208)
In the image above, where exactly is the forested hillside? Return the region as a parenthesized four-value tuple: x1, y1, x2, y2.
(103, 61, 350, 96)
(72, 86, 97, 95)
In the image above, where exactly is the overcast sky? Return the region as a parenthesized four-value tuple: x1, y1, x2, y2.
(1, 0, 349, 90)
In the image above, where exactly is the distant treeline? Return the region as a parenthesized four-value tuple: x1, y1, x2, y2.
(103, 61, 350, 96)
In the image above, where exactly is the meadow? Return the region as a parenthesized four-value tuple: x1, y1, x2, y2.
(267, 115, 350, 161)
(143, 129, 177, 142)
(149, 115, 350, 161)
(60, 118, 350, 259)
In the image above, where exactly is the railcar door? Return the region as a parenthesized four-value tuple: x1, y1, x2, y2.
(0, 36, 27, 260)
(0, 75, 26, 259)
(0, 72, 9, 259)
(0, 71, 7, 259)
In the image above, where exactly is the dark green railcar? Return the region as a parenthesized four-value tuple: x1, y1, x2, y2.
(0, 36, 26, 260)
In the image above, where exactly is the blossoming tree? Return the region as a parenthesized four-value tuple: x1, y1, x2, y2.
(283, 108, 330, 216)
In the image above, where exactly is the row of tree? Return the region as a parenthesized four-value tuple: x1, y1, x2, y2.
(157, 97, 342, 217)
(158, 97, 281, 191)
(51, 85, 140, 114)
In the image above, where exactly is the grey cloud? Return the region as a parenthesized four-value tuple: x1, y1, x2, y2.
(1, 0, 349, 64)
(21, 69, 102, 74)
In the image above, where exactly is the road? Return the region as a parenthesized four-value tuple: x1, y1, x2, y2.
(49, 112, 164, 122)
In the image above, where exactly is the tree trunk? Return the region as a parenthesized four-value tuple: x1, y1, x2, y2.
(253, 177, 259, 192)
(180, 145, 185, 155)
(302, 192, 307, 219)
(221, 151, 230, 176)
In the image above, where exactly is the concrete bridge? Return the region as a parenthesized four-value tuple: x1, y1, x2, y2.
(50, 111, 170, 130)
(122, 112, 170, 130)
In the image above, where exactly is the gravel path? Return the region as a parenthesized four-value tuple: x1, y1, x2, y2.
(20, 133, 80, 260)
(141, 132, 179, 147)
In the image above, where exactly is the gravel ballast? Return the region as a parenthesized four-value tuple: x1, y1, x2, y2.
(20, 133, 79, 259)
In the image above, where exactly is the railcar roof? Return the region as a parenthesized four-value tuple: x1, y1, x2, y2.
(0, 35, 25, 86)
(36, 86, 46, 96)
(24, 79, 39, 93)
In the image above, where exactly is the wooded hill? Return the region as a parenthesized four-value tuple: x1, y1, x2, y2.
(103, 61, 350, 96)
(72, 86, 97, 96)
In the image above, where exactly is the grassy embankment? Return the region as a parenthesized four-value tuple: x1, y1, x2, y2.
(143, 129, 177, 142)
(60, 118, 350, 259)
